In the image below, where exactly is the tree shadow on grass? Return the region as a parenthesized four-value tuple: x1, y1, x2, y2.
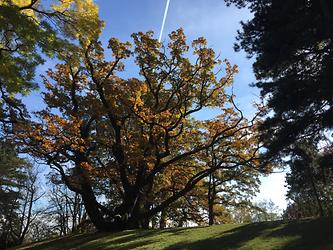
(16, 223, 274, 250)
(267, 217, 333, 250)
(16, 218, 333, 250)
(165, 218, 333, 250)
(16, 233, 104, 250)
(78, 238, 156, 250)
(16, 230, 159, 250)
(16, 227, 177, 250)
(165, 221, 282, 250)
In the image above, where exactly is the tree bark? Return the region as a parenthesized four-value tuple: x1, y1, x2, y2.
(208, 173, 216, 225)
(159, 209, 167, 229)
(310, 175, 325, 217)
(80, 184, 112, 232)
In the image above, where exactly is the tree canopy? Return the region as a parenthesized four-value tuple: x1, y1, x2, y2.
(225, 0, 333, 161)
(0, 1, 103, 246)
(14, 29, 264, 231)
(0, 0, 288, 241)
(0, 0, 103, 123)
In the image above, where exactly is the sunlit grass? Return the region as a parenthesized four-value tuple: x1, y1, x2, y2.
(14, 217, 333, 250)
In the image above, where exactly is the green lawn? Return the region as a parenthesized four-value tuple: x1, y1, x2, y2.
(14, 217, 333, 250)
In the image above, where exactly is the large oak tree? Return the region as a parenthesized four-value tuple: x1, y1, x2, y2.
(15, 29, 263, 231)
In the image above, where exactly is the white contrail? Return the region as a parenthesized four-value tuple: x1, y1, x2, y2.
(158, 0, 171, 43)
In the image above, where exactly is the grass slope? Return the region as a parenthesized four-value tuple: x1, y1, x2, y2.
(14, 217, 333, 250)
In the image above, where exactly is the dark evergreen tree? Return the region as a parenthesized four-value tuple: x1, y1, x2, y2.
(225, 0, 333, 161)
(0, 141, 26, 249)
(0, 141, 45, 249)
(284, 141, 333, 218)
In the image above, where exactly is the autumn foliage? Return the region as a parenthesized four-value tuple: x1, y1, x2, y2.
(15, 29, 262, 231)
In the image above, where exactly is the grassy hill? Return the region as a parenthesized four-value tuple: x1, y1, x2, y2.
(14, 217, 333, 250)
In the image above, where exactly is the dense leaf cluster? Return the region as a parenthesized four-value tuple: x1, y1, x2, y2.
(226, 0, 333, 160)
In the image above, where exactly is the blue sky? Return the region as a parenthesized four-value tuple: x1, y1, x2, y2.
(27, 0, 288, 210)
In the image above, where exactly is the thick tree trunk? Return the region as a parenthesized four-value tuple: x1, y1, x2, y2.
(159, 209, 167, 229)
(208, 200, 214, 225)
(81, 184, 151, 232)
(81, 185, 113, 232)
(78, 160, 217, 231)
(208, 173, 216, 226)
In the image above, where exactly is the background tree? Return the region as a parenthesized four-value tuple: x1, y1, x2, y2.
(230, 204, 253, 224)
(204, 145, 261, 225)
(47, 174, 86, 236)
(14, 165, 44, 246)
(22, 178, 88, 243)
(0, 141, 27, 249)
(0, 3, 102, 245)
(157, 192, 207, 228)
(16, 29, 263, 232)
(0, 143, 43, 249)
(284, 141, 333, 219)
(252, 199, 280, 222)
(150, 150, 262, 228)
(224, 0, 333, 162)
(0, 0, 103, 123)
